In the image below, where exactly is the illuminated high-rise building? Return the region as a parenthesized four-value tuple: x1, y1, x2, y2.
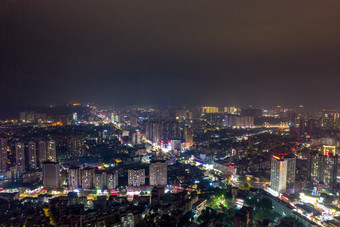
(94, 169, 105, 189)
(106, 170, 118, 189)
(145, 120, 180, 144)
(145, 121, 162, 144)
(47, 140, 57, 162)
(28, 141, 37, 170)
(319, 154, 337, 193)
(162, 121, 181, 140)
(307, 150, 320, 182)
(43, 162, 60, 188)
(270, 153, 296, 195)
(38, 141, 47, 167)
(308, 151, 337, 193)
(270, 156, 288, 195)
(0, 138, 7, 173)
(128, 168, 145, 187)
(68, 136, 84, 157)
(150, 161, 167, 186)
(130, 130, 141, 145)
(15, 142, 25, 170)
(72, 112, 78, 121)
(201, 106, 219, 114)
(284, 154, 296, 194)
(224, 115, 254, 128)
(68, 166, 81, 189)
(224, 107, 238, 114)
(184, 126, 194, 147)
(82, 167, 94, 189)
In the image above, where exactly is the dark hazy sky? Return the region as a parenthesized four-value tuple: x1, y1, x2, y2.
(1, 0, 340, 111)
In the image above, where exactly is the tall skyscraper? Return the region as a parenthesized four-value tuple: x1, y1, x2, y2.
(47, 140, 57, 162)
(307, 150, 320, 182)
(150, 161, 167, 186)
(94, 169, 105, 189)
(299, 118, 306, 134)
(319, 154, 338, 193)
(68, 166, 81, 189)
(308, 151, 338, 193)
(39, 141, 47, 167)
(28, 141, 37, 170)
(128, 168, 145, 187)
(145, 121, 162, 144)
(0, 138, 8, 173)
(106, 170, 118, 189)
(145, 120, 181, 144)
(270, 156, 287, 195)
(72, 112, 78, 121)
(15, 142, 25, 170)
(130, 131, 141, 145)
(184, 126, 194, 147)
(43, 162, 60, 188)
(0, 138, 7, 173)
(82, 167, 94, 189)
(285, 154, 296, 194)
(68, 136, 84, 157)
(270, 153, 296, 195)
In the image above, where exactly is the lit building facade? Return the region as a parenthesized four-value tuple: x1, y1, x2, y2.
(201, 106, 219, 114)
(308, 151, 338, 193)
(38, 141, 47, 167)
(82, 167, 94, 189)
(94, 170, 105, 189)
(15, 142, 25, 170)
(106, 170, 118, 189)
(270, 156, 288, 194)
(47, 140, 57, 162)
(128, 169, 145, 187)
(184, 126, 194, 147)
(68, 166, 81, 189)
(68, 136, 84, 157)
(150, 161, 167, 186)
(28, 141, 37, 170)
(270, 154, 296, 195)
(145, 121, 180, 144)
(224, 107, 238, 114)
(0, 138, 7, 173)
(224, 115, 254, 128)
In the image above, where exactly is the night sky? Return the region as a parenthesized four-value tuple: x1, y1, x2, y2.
(1, 1, 340, 114)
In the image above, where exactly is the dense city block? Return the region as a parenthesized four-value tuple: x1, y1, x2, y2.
(0, 104, 339, 226)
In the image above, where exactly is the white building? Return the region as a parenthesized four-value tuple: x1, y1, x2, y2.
(128, 169, 145, 187)
(270, 156, 287, 194)
(68, 166, 81, 189)
(270, 154, 296, 195)
(107, 170, 118, 189)
(150, 161, 167, 186)
(82, 167, 94, 189)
